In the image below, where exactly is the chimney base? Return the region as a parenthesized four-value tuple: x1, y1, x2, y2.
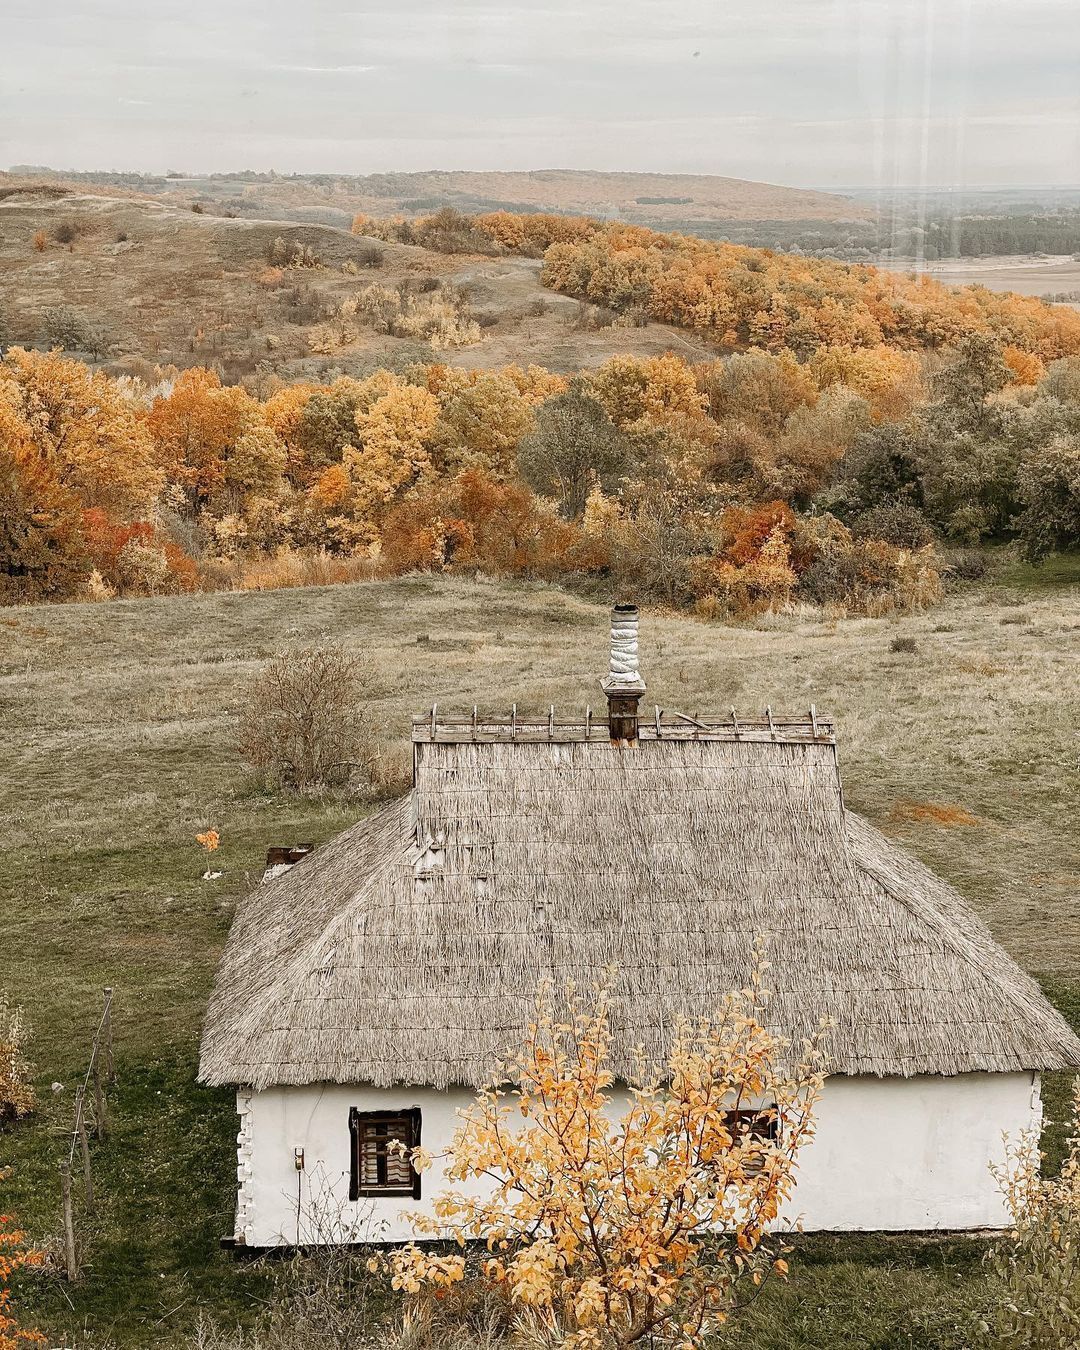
(604, 687, 645, 745)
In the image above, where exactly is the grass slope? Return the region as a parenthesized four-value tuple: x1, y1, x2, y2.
(1, 568, 1078, 1346)
(0, 194, 719, 381)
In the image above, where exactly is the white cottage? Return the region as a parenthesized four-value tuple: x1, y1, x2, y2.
(199, 605, 1080, 1246)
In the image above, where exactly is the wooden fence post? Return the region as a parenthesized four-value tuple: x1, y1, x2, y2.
(74, 1085, 94, 1209)
(93, 1055, 108, 1142)
(102, 987, 115, 1084)
(60, 1161, 78, 1281)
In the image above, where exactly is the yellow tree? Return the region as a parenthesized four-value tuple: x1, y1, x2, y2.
(343, 374, 441, 520)
(428, 368, 539, 478)
(808, 344, 923, 423)
(0, 389, 88, 602)
(381, 973, 826, 1349)
(589, 355, 708, 435)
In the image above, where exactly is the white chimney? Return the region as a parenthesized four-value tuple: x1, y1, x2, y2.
(601, 603, 646, 742)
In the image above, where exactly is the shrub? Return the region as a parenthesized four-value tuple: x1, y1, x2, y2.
(1016, 435, 1080, 562)
(54, 220, 78, 245)
(0, 995, 34, 1126)
(31, 230, 46, 253)
(939, 548, 991, 583)
(354, 243, 384, 269)
(889, 635, 918, 654)
(41, 305, 105, 357)
(237, 644, 378, 792)
(80, 510, 198, 596)
(375, 974, 826, 1349)
(0, 1172, 44, 1348)
(411, 208, 498, 255)
(975, 1080, 1080, 1348)
(852, 498, 936, 550)
(348, 282, 481, 350)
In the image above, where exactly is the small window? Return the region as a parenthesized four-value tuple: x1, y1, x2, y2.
(349, 1108, 422, 1200)
(724, 1108, 779, 1177)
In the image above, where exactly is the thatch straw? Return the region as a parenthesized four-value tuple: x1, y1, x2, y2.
(199, 730, 1080, 1090)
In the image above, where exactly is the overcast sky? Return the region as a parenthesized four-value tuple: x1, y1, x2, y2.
(2, 0, 1078, 188)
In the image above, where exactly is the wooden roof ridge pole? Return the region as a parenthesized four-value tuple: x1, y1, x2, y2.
(669, 709, 709, 731)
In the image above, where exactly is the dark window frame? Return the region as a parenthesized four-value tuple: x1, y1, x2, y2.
(348, 1107, 422, 1201)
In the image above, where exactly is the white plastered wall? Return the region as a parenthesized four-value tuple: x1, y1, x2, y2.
(236, 1071, 1040, 1246)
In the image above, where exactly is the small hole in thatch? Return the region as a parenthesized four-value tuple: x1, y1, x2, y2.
(890, 799, 980, 828)
(889, 636, 918, 654)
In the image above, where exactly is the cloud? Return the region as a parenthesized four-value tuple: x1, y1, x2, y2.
(0, 0, 1077, 185)
(268, 63, 378, 73)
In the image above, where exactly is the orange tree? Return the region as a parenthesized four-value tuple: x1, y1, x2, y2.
(379, 971, 827, 1348)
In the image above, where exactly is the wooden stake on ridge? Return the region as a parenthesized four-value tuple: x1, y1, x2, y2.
(74, 1085, 94, 1210)
(102, 987, 115, 1084)
(93, 1054, 108, 1142)
(60, 1161, 78, 1281)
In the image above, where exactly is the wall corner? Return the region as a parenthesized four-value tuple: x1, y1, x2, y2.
(235, 1088, 255, 1246)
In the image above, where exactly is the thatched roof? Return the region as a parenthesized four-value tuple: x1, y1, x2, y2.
(199, 717, 1080, 1090)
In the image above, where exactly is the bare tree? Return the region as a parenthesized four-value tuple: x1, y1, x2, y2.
(238, 645, 377, 792)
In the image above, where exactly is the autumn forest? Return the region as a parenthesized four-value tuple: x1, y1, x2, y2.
(4, 211, 1080, 614)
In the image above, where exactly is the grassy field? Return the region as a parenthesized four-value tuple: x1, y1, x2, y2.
(1, 564, 1078, 1347)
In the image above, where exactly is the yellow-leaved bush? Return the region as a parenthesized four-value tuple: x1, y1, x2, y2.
(976, 1079, 1080, 1349)
(373, 970, 828, 1349)
(0, 999, 33, 1128)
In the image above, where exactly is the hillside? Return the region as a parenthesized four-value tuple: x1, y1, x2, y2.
(4, 167, 871, 229)
(1, 569, 1078, 1346)
(245, 167, 871, 225)
(0, 192, 717, 381)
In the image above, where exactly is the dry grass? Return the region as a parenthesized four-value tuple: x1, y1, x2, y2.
(889, 800, 981, 827)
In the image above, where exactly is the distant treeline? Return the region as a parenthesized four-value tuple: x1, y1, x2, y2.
(687, 211, 1080, 261)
